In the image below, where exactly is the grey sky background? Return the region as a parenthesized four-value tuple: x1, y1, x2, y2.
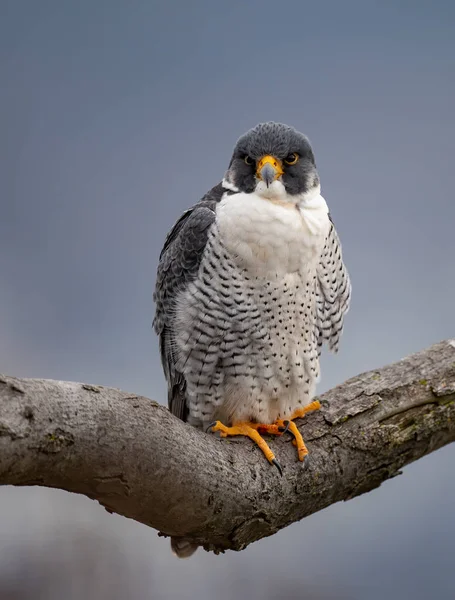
(1, 1, 454, 598)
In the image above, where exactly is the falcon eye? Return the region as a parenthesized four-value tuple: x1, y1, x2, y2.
(285, 153, 299, 165)
(244, 155, 254, 165)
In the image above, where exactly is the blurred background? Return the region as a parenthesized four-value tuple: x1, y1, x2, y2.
(1, 1, 454, 598)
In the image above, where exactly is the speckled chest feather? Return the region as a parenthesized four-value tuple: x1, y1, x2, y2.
(174, 191, 331, 429)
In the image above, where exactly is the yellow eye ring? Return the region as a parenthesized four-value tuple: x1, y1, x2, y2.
(244, 155, 253, 165)
(285, 153, 299, 165)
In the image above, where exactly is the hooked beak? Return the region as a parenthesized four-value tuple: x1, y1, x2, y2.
(256, 155, 284, 188)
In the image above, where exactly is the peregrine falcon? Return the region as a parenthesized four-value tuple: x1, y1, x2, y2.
(153, 122, 351, 556)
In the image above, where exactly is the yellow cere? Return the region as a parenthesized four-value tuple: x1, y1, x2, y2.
(256, 155, 284, 180)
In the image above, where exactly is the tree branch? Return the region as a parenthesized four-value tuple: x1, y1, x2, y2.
(1, 340, 455, 553)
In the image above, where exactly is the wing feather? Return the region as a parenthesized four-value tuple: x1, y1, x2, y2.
(153, 185, 225, 420)
(315, 217, 351, 354)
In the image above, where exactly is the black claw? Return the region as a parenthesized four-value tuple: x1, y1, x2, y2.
(302, 455, 310, 469)
(279, 420, 290, 435)
(206, 421, 217, 433)
(272, 458, 283, 476)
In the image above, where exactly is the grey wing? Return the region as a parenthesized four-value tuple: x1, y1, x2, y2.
(315, 217, 351, 354)
(153, 202, 217, 421)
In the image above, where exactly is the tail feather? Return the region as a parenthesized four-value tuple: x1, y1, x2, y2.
(170, 537, 198, 559)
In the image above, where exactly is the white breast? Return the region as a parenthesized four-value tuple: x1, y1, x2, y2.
(216, 190, 330, 277)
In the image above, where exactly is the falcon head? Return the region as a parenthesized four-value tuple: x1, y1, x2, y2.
(224, 122, 320, 203)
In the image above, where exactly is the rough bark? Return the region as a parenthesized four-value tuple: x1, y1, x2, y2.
(1, 340, 455, 554)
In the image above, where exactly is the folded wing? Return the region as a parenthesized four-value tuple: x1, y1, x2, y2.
(315, 217, 351, 354)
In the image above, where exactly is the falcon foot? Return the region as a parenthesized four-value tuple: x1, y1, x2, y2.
(275, 399, 321, 463)
(208, 421, 284, 475)
(207, 400, 320, 473)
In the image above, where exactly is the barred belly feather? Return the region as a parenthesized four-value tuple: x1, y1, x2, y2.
(174, 191, 331, 429)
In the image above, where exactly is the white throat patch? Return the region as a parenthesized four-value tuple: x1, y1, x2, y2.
(254, 181, 330, 237)
(255, 179, 287, 200)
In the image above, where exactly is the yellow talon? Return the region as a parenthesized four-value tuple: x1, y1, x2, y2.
(285, 421, 308, 461)
(283, 399, 320, 462)
(290, 399, 321, 421)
